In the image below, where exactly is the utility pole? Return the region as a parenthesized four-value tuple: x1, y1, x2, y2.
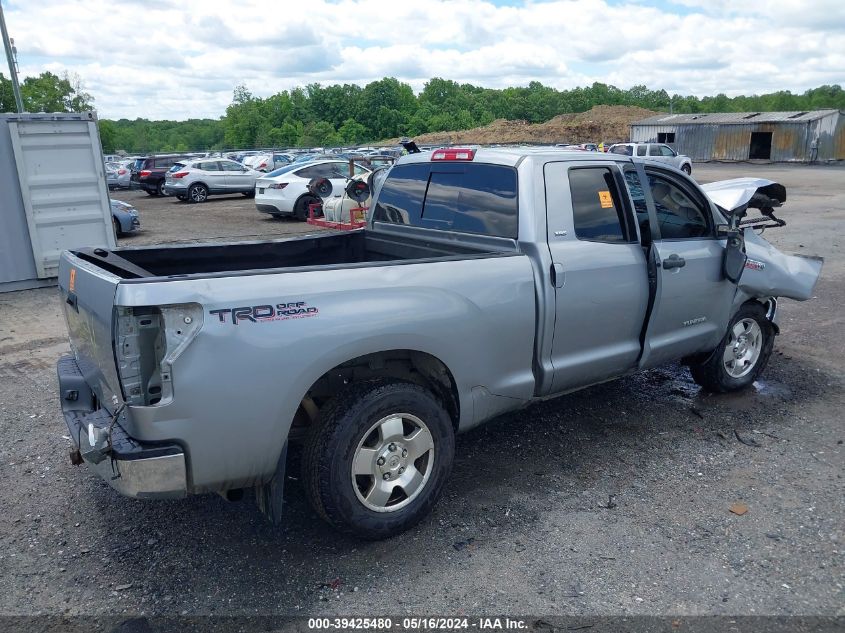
(0, 0, 24, 112)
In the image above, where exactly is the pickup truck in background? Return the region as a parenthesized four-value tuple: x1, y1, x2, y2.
(56, 147, 822, 539)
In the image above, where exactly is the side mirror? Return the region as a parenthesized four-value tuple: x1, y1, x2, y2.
(723, 228, 747, 283)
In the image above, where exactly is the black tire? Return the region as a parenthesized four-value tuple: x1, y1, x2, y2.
(188, 183, 208, 203)
(689, 302, 774, 393)
(113, 217, 121, 237)
(681, 163, 692, 175)
(302, 379, 455, 539)
(243, 191, 256, 198)
(294, 195, 319, 221)
(157, 180, 167, 196)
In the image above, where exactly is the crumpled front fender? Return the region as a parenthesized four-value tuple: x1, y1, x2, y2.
(740, 230, 823, 301)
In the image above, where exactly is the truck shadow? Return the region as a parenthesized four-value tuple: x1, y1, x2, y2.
(79, 354, 832, 615)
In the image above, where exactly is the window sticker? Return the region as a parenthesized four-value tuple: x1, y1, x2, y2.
(598, 190, 614, 208)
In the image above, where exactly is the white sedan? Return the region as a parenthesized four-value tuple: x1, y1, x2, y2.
(255, 160, 370, 220)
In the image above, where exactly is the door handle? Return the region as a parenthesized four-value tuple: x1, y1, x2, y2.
(551, 262, 565, 288)
(662, 254, 686, 270)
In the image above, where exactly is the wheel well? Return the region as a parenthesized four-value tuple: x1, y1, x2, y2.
(291, 350, 460, 441)
(189, 181, 209, 190)
(295, 192, 319, 208)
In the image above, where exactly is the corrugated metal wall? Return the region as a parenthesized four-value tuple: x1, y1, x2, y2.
(631, 112, 842, 162)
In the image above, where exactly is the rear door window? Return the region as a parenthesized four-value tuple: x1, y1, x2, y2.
(636, 145, 647, 157)
(568, 167, 632, 243)
(199, 161, 220, 171)
(373, 163, 518, 238)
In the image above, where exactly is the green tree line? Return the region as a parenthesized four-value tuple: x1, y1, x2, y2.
(0, 70, 93, 113)
(3, 71, 843, 153)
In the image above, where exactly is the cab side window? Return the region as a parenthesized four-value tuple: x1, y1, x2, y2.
(636, 145, 647, 157)
(647, 173, 710, 239)
(624, 170, 651, 246)
(569, 167, 633, 243)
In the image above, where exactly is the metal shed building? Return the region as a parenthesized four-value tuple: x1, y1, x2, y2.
(630, 110, 844, 163)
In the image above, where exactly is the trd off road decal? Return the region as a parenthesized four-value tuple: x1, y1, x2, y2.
(209, 301, 319, 325)
(744, 259, 766, 271)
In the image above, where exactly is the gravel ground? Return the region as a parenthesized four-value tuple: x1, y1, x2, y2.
(0, 164, 842, 621)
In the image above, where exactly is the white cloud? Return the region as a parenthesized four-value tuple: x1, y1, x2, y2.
(3, 0, 843, 120)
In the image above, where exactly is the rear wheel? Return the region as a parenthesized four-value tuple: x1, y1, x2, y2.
(113, 217, 121, 237)
(689, 302, 774, 392)
(157, 180, 167, 196)
(188, 183, 208, 203)
(294, 195, 319, 221)
(302, 379, 455, 539)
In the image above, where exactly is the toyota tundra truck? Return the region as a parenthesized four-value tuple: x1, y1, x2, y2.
(56, 147, 822, 539)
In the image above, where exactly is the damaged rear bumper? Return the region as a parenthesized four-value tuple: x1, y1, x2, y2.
(57, 355, 187, 500)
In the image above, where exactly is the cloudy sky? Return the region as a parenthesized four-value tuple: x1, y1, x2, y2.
(3, 0, 843, 121)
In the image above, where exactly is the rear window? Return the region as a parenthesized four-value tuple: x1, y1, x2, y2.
(610, 145, 632, 156)
(373, 163, 518, 238)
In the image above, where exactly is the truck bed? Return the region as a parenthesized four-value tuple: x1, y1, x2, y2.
(69, 229, 513, 280)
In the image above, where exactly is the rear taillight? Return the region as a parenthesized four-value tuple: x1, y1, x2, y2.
(118, 169, 127, 175)
(431, 148, 475, 161)
(268, 182, 288, 189)
(139, 170, 152, 178)
(171, 171, 189, 179)
(115, 304, 203, 406)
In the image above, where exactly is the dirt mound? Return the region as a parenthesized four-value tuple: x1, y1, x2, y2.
(391, 105, 658, 146)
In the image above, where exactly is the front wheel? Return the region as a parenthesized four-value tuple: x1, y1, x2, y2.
(681, 163, 692, 175)
(302, 379, 455, 539)
(690, 303, 774, 392)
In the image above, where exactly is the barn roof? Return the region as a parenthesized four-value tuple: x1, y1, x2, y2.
(632, 110, 841, 126)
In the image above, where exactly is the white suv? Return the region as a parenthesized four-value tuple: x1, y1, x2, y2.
(163, 159, 261, 203)
(609, 143, 692, 174)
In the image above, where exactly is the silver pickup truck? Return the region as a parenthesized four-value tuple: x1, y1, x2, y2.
(56, 148, 822, 539)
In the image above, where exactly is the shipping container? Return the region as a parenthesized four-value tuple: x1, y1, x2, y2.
(0, 112, 115, 292)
